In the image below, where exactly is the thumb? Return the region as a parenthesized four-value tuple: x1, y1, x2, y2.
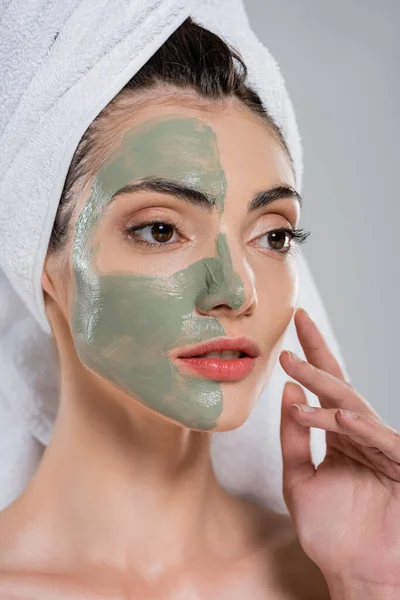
(280, 381, 316, 504)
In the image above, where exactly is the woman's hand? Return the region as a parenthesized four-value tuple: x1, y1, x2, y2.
(279, 307, 400, 596)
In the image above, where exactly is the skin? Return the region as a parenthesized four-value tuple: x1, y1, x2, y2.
(0, 90, 330, 598)
(72, 116, 243, 430)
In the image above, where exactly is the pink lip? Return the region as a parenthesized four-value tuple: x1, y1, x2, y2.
(173, 337, 260, 359)
(171, 337, 260, 382)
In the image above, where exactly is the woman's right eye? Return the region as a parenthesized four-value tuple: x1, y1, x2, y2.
(125, 222, 181, 246)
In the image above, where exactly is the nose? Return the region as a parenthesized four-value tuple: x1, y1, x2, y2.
(195, 233, 258, 318)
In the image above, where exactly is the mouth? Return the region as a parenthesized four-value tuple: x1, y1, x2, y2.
(171, 337, 260, 382)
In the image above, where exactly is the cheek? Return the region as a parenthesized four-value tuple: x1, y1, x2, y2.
(74, 273, 186, 352)
(256, 259, 298, 344)
(70, 257, 225, 430)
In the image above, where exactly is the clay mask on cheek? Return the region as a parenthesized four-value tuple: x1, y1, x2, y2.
(71, 117, 245, 430)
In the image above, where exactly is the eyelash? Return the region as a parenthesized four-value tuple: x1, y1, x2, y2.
(259, 226, 311, 257)
(124, 220, 311, 255)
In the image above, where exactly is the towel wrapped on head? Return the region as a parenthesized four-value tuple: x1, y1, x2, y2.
(0, 0, 348, 511)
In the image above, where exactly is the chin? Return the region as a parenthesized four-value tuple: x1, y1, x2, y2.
(218, 364, 279, 433)
(208, 383, 262, 432)
(195, 357, 275, 432)
(210, 412, 251, 432)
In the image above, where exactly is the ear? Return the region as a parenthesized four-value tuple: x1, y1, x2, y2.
(41, 254, 59, 303)
(41, 253, 71, 334)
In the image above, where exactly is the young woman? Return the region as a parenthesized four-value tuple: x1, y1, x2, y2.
(0, 15, 399, 600)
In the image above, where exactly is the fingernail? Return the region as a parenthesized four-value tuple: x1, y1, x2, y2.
(297, 307, 312, 322)
(281, 350, 304, 363)
(293, 403, 316, 412)
(338, 409, 359, 419)
(288, 351, 302, 362)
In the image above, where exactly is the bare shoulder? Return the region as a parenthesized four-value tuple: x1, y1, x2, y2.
(278, 525, 331, 599)
(266, 514, 331, 599)
(0, 498, 331, 600)
(0, 570, 116, 600)
(235, 501, 331, 600)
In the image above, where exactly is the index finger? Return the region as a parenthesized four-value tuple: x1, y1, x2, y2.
(291, 308, 382, 420)
(294, 307, 347, 382)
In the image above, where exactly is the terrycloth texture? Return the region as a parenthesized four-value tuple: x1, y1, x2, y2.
(0, 0, 349, 512)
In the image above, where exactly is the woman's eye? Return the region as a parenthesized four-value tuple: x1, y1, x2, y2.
(126, 222, 180, 246)
(257, 229, 292, 252)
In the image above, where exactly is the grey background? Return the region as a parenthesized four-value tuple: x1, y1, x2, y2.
(245, 0, 400, 429)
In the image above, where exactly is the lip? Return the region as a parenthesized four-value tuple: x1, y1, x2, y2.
(173, 337, 260, 359)
(171, 337, 260, 382)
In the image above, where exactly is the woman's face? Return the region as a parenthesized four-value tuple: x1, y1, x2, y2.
(53, 94, 300, 432)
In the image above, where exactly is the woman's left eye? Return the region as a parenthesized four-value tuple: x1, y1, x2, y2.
(255, 227, 311, 254)
(125, 221, 181, 246)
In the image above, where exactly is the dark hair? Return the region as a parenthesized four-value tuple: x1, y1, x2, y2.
(48, 16, 292, 253)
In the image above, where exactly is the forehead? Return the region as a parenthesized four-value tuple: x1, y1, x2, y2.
(76, 94, 295, 217)
(97, 114, 227, 210)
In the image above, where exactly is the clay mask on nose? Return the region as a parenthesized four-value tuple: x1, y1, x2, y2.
(72, 116, 245, 430)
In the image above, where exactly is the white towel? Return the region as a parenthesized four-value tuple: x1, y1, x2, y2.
(0, 0, 349, 512)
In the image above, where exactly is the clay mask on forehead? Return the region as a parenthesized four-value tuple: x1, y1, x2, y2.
(72, 116, 245, 430)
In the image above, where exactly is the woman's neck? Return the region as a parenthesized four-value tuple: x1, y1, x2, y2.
(1, 370, 257, 583)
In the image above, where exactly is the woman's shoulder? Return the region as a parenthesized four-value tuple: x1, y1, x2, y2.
(275, 525, 331, 599)
(0, 497, 331, 600)
(233, 499, 332, 599)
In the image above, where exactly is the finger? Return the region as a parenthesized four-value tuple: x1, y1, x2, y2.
(335, 409, 400, 463)
(280, 382, 316, 500)
(294, 308, 347, 382)
(293, 404, 400, 478)
(358, 446, 400, 483)
(291, 404, 374, 451)
(332, 431, 400, 484)
(279, 349, 381, 419)
(326, 430, 386, 471)
(329, 436, 400, 483)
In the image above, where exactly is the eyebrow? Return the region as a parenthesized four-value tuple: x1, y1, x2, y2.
(111, 176, 303, 211)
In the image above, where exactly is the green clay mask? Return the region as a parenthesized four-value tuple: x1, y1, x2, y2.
(72, 116, 245, 430)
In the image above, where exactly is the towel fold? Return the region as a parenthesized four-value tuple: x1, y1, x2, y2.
(0, 0, 348, 512)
